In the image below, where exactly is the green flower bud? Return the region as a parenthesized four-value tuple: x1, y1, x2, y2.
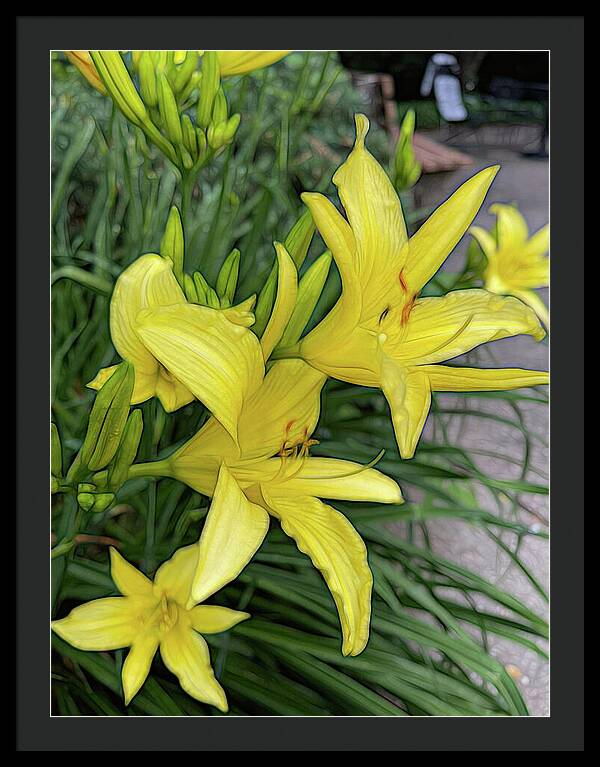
(160, 206, 185, 285)
(79, 361, 135, 472)
(91, 493, 116, 514)
(197, 51, 220, 129)
(393, 108, 421, 192)
(173, 51, 200, 94)
(216, 249, 240, 305)
(254, 210, 315, 335)
(51, 422, 62, 477)
(222, 113, 241, 143)
(157, 72, 183, 145)
(108, 409, 143, 491)
(278, 250, 333, 348)
(211, 88, 228, 126)
(181, 114, 198, 157)
(184, 273, 199, 303)
(77, 492, 95, 512)
(138, 52, 158, 107)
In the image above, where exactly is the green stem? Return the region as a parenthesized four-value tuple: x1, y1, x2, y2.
(128, 458, 173, 480)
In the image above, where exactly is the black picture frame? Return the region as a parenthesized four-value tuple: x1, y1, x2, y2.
(17, 15, 584, 751)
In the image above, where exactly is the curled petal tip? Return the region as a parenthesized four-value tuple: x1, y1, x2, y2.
(354, 113, 370, 146)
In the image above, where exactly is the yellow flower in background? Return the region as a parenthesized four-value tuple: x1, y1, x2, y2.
(88, 253, 264, 444)
(64, 51, 106, 94)
(153, 358, 403, 657)
(470, 203, 550, 328)
(297, 114, 549, 460)
(215, 51, 290, 77)
(52, 468, 256, 710)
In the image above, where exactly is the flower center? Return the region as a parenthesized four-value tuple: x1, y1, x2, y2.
(145, 594, 180, 634)
(278, 423, 319, 459)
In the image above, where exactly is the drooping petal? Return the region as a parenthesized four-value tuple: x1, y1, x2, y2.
(395, 289, 546, 366)
(159, 624, 228, 711)
(262, 488, 373, 656)
(51, 597, 139, 651)
(109, 547, 153, 597)
(190, 464, 270, 606)
(189, 605, 250, 634)
(490, 203, 529, 248)
(260, 242, 298, 361)
(333, 114, 408, 319)
(122, 632, 160, 705)
(107, 253, 191, 408)
(380, 358, 432, 459)
(404, 166, 499, 293)
(270, 457, 403, 504)
(422, 364, 549, 391)
(136, 303, 264, 445)
(217, 50, 289, 77)
(153, 544, 198, 606)
(511, 288, 549, 328)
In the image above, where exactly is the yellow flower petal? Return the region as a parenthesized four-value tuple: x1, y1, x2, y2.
(190, 464, 269, 606)
(189, 605, 250, 634)
(154, 544, 198, 606)
(396, 289, 546, 366)
(216, 50, 289, 77)
(136, 303, 264, 445)
(51, 597, 138, 651)
(511, 288, 549, 328)
(380, 359, 432, 459)
(172, 359, 326, 470)
(122, 632, 160, 705)
(404, 166, 498, 293)
(109, 547, 153, 597)
(108, 253, 192, 408)
(262, 488, 373, 656)
(159, 624, 228, 711)
(269, 456, 403, 504)
(490, 203, 529, 247)
(469, 225, 498, 261)
(522, 224, 550, 261)
(299, 192, 360, 331)
(65, 51, 106, 94)
(260, 242, 298, 361)
(422, 364, 549, 391)
(333, 114, 408, 319)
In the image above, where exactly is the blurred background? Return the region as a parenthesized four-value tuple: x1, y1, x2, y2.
(52, 51, 549, 716)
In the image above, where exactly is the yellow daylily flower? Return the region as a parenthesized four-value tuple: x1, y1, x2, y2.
(295, 114, 549, 459)
(52, 466, 257, 710)
(470, 203, 550, 328)
(88, 253, 264, 444)
(143, 358, 403, 657)
(215, 51, 290, 77)
(64, 51, 106, 94)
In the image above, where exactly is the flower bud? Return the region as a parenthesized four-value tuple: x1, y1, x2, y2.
(138, 51, 158, 107)
(157, 72, 183, 145)
(216, 249, 240, 306)
(160, 206, 185, 285)
(393, 108, 421, 192)
(79, 361, 135, 472)
(278, 250, 332, 347)
(108, 409, 143, 491)
(254, 210, 315, 335)
(51, 422, 62, 477)
(197, 51, 220, 129)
